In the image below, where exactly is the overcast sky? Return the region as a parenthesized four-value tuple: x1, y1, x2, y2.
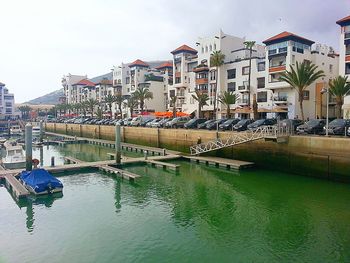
(0, 0, 349, 103)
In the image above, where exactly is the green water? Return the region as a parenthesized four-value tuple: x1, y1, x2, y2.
(1, 146, 350, 262)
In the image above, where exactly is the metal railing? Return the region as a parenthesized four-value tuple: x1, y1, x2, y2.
(190, 125, 290, 155)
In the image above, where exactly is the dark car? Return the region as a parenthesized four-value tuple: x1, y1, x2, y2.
(232, 119, 254, 131)
(219, 119, 240, 131)
(279, 119, 304, 132)
(198, 119, 215, 129)
(184, 118, 207, 129)
(206, 119, 227, 130)
(324, 119, 350, 135)
(156, 118, 172, 128)
(296, 119, 326, 134)
(247, 119, 277, 131)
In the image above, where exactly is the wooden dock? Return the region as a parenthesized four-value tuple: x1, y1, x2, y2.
(146, 160, 180, 172)
(63, 156, 84, 164)
(183, 156, 254, 170)
(98, 165, 140, 181)
(3, 174, 30, 198)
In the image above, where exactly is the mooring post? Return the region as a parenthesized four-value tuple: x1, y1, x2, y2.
(25, 123, 33, 171)
(51, 156, 55, 167)
(115, 123, 121, 165)
(144, 150, 148, 160)
(39, 120, 44, 143)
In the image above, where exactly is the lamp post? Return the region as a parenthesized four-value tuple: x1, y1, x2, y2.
(321, 83, 329, 136)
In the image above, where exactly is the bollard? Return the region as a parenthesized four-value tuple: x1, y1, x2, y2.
(144, 150, 148, 160)
(115, 124, 121, 165)
(163, 149, 166, 156)
(51, 157, 55, 167)
(39, 120, 44, 143)
(25, 123, 33, 171)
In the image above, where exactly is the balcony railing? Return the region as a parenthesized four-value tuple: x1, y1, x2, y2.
(345, 32, 350, 40)
(238, 99, 249, 104)
(273, 96, 288, 102)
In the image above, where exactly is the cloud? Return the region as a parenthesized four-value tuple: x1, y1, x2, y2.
(0, 0, 348, 102)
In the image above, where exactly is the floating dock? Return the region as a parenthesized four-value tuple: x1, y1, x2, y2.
(98, 165, 140, 180)
(3, 174, 30, 198)
(146, 160, 180, 172)
(184, 156, 254, 170)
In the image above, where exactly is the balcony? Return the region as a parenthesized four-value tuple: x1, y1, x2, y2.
(266, 81, 290, 90)
(175, 72, 181, 78)
(237, 85, 249, 92)
(237, 99, 249, 106)
(346, 55, 350, 62)
(345, 32, 350, 40)
(269, 65, 286, 73)
(273, 96, 288, 104)
(176, 91, 185, 97)
(195, 78, 208, 85)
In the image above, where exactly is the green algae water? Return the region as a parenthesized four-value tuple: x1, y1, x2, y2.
(1, 145, 350, 262)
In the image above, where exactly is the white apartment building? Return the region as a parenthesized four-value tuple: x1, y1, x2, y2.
(337, 15, 350, 118)
(112, 60, 171, 117)
(0, 82, 16, 119)
(263, 31, 339, 119)
(62, 74, 87, 104)
(169, 30, 338, 120)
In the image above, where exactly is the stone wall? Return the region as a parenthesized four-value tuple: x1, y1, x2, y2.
(45, 123, 350, 183)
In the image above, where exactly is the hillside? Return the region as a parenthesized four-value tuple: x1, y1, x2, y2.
(26, 89, 64, 105)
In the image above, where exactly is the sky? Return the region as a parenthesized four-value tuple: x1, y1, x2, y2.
(0, 0, 349, 103)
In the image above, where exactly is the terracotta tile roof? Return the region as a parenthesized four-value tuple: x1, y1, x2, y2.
(129, 59, 149, 68)
(171, 44, 198, 55)
(336, 15, 350, 26)
(156, 61, 173, 69)
(94, 79, 113, 85)
(263, 31, 314, 46)
(72, 79, 96, 87)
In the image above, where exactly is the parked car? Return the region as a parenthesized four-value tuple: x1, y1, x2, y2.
(206, 119, 227, 130)
(247, 119, 276, 131)
(156, 118, 172, 128)
(296, 119, 326, 134)
(324, 119, 350, 135)
(198, 119, 215, 129)
(165, 117, 191, 128)
(146, 119, 160, 128)
(142, 118, 155, 127)
(130, 116, 154, 126)
(279, 119, 304, 132)
(184, 118, 207, 129)
(232, 119, 254, 131)
(219, 118, 240, 131)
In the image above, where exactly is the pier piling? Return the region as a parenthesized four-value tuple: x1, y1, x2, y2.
(115, 124, 121, 165)
(39, 120, 44, 142)
(25, 123, 33, 171)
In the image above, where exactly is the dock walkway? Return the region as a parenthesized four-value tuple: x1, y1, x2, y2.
(183, 156, 254, 170)
(4, 174, 30, 198)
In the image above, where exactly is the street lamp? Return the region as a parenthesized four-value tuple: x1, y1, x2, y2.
(321, 83, 329, 136)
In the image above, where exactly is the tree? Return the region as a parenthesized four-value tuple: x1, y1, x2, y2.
(18, 105, 32, 119)
(210, 50, 225, 119)
(115, 92, 124, 119)
(85, 99, 98, 117)
(218, 91, 239, 118)
(279, 61, 325, 120)
(134, 85, 153, 113)
(104, 94, 116, 118)
(124, 95, 139, 117)
(170, 95, 177, 118)
(329, 76, 350, 118)
(192, 90, 209, 118)
(243, 40, 258, 119)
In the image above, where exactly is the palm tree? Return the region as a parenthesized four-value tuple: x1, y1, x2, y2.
(86, 98, 98, 117)
(18, 105, 32, 119)
(243, 40, 258, 119)
(218, 91, 239, 118)
(104, 94, 116, 118)
(329, 76, 350, 118)
(279, 61, 325, 120)
(170, 95, 177, 118)
(134, 85, 153, 113)
(192, 90, 209, 118)
(210, 50, 225, 119)
(115, 92, 124, 119)
(124, 95, 139, 117)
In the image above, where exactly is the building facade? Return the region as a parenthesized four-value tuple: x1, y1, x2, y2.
(0, 82, 16, 119)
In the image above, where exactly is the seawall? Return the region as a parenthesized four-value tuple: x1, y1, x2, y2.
(45, 123, 350, 183)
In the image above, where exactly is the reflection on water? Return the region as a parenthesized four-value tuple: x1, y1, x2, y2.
(0, 149, 350, 262)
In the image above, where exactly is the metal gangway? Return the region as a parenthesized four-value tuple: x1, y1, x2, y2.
(190, 125, 290, 155)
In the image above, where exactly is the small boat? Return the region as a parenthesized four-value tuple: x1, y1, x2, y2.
(32, 126, 41, 136)
(20, 169, 63, 195)
(10, 125, 22, 136)
(2, 141, 26, 169)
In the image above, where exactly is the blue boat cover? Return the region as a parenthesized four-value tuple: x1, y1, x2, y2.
(20, 169, 63, 193)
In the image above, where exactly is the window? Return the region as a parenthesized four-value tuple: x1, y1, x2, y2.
(210, 83, 216, 94)
(125, 77, 130, 84)
(258, 62, 265, 71)
(257, 91, 267, 103)
(175, 77, 181, 84)
(214, 44, 216, 50)
(346, 63, 350, 75)
(242, 66, 250, 75)
(292, 55, 295, 65)
(227, 82, 236, 92)
(303, 90, 310, 100)
(227, 69, 236, 79)
(210, 45, 212, 51)
(257, 77, 265, 89)
(210, 70, 216, 81)
(329, 64, 333, 73)
(205, 46, 208, 52)
(202, 47, 204, 53)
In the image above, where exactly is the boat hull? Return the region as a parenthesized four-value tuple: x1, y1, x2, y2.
(2, 161, 26, 169)
(23, 183, 63, 195)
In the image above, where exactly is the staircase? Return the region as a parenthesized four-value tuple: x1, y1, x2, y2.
(190, 125, 290, 155)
